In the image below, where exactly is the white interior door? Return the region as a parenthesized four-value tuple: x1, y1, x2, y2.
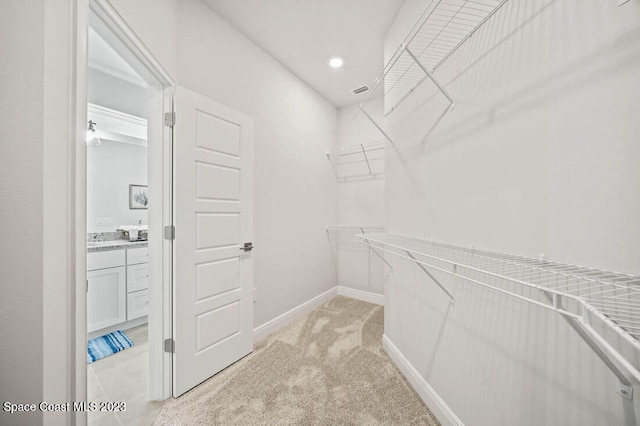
(173, 86, 254, 397)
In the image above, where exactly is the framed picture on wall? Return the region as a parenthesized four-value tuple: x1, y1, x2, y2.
(129, 184, 148, 209)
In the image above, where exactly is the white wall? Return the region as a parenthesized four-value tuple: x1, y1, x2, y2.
(383, 0, 640, 425)
(0, 2, 45, 424)
(177, 0, 338, 327)
(107, 0, 177, 78)
(332, 98, 386, 295)
(87, 141, 148, 232)
(1, 0, 84, 424)
(0, 1, 172, 423)
(336, 98, 386, 225)
(88, 67, 148, 118)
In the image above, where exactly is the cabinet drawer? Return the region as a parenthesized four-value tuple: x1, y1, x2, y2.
(127, 263, 149, 293)
(87, 250, 125, 271)
(127, 247, 148, 265)
(127, 289, 148, 321)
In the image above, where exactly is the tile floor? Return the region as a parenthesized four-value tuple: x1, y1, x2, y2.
(88, 324, 164, 425)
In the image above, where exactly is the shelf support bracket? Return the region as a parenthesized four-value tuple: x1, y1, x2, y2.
(361, 144, 372, 175)
(326, 151, 340, 179)
(360, 230, 393, 270)
(540, 291, 637, 396)
(406, 251, 455, 306)
(582, 320, 640, 384)
(403, 45, 455, 111)
(359, 105, 399, 154)
(369, 246, 394, 270)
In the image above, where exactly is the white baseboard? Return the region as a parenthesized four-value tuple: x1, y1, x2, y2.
(337, 286, 384, 305)
(253, 286, 338, 343)
(382, 334, 464, 426)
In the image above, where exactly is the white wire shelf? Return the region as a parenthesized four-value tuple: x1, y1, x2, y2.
(367, 0, 509, 116)
(326, 225, 385, 233)
(326, 141, 386, 180)
(356, 232, 640, 384)
(326, 226, 385, 248)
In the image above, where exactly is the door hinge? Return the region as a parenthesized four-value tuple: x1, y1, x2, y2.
(164, 338, 175, 353)
(164, 112, 176, 127)
(164, 225, 175, 240)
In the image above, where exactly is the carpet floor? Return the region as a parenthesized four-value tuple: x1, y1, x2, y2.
(153, 296, 440, 425)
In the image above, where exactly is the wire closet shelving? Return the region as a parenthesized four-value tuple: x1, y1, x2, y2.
(326, 141, 386, 180)
(327, 225, 385, 234)
(328, 226, 385, 248)
(327, 225, 386, 249)
(357, 0, 510, 143)
(349, 0, 640, 402)
(357, 233, 640, 393)
(327, 226, 388, 289)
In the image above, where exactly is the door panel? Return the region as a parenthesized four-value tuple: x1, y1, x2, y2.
(195, 109, 240, 155)
(173, 86, 254, 397)
(196, 300, 241, 351)
(196, 258, 240, 301)
(196, 163, 240, 200)
(195, 214, 240, 249)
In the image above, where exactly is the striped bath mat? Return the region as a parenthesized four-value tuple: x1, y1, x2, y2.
(87, 330, 134, 364)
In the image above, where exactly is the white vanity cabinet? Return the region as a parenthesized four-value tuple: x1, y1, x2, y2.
(87, 251, 127, 333)
(127, 289, 149, 321)
(127, 247, 149, 266)
(126, 251, 149, 320)
(127, 263, 149, 292)
(87, 245, 149, 334)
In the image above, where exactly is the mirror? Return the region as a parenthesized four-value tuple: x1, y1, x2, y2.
(87, 103, 148, 233)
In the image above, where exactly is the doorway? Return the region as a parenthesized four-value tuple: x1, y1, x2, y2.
(85, 25, 159, 424)
(78, 3, 255, 423)
(78, 1, 175, 424)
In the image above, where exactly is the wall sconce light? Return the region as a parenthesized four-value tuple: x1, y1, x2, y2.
(87, 120, 101, 147)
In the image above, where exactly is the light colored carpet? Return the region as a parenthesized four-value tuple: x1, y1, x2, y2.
(154, 296, 440, 425)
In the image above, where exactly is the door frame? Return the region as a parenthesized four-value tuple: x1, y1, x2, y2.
(76, 0, 175, 418)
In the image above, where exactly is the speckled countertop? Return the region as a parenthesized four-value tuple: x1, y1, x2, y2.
(87, 240, 148, 252)
(87, 231, 148, 252)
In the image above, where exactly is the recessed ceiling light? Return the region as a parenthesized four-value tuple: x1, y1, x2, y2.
(328, 57, 344, 69)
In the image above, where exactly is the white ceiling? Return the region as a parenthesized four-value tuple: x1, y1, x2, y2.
(202, 0, 405, 108)
(88, 27, 146, 87)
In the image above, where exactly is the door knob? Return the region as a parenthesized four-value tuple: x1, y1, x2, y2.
(240, 242, 253, 252)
